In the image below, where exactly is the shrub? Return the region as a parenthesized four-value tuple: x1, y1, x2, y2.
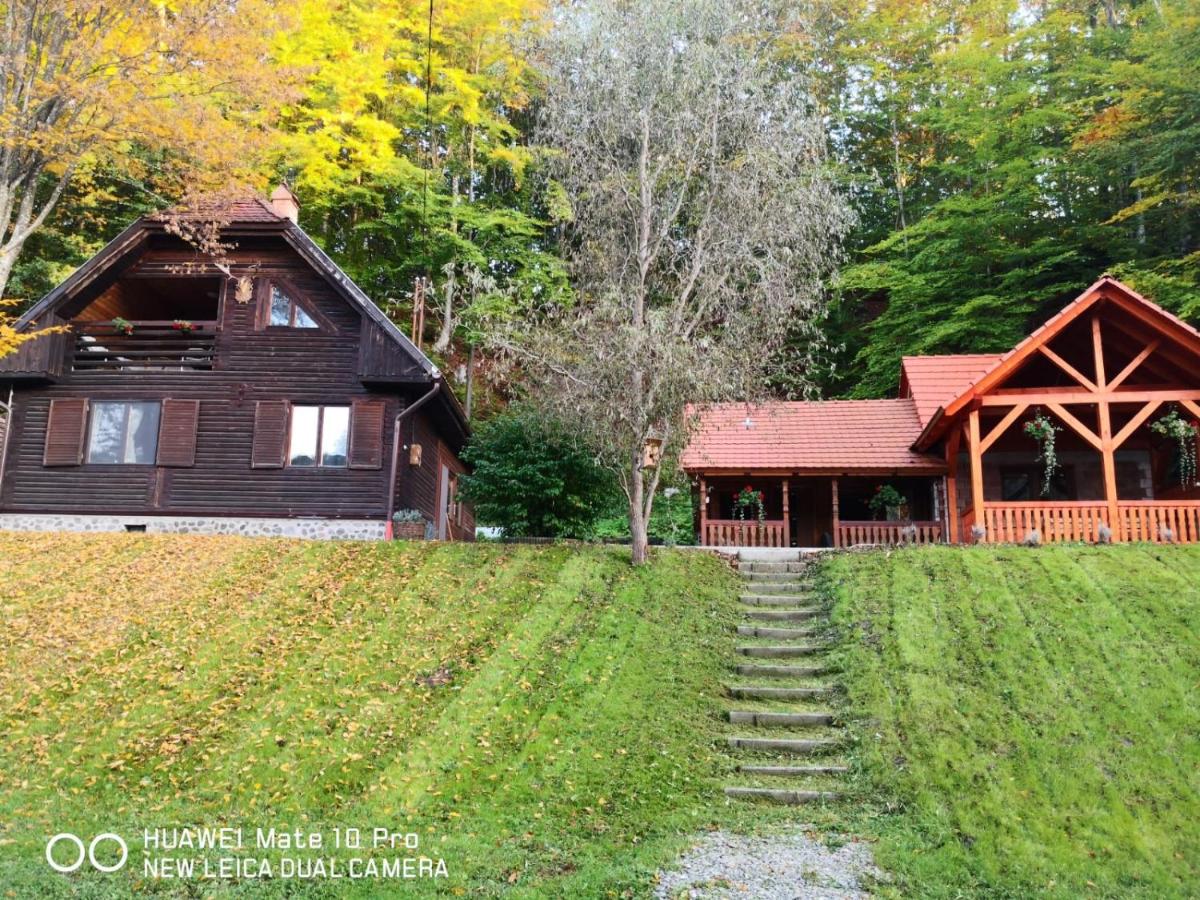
(459, 407, 614, 538)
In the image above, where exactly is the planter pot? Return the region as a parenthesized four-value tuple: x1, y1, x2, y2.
(392, 521, 426, 541)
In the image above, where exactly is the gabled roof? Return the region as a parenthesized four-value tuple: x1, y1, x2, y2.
(681, 398, 944, 474)
(10, 193, 468, 439)
(913, 275, 1200, 449)
(901, 354, 1003, 428)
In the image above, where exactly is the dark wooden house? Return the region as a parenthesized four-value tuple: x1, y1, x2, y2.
(0, 188, 472, 541)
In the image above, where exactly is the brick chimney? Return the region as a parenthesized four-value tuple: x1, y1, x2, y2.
(269, 184, 300, 223)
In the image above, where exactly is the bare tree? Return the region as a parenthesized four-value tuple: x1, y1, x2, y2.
(487, 0, 852, 564)
(0, 0, 289, 300)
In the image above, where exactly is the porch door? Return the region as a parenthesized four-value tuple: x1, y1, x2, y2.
(790, 481, 833, 547)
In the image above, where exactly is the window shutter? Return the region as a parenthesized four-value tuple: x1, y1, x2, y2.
(251, 400, 289, 468)
(43, 398, 88, 466)
(349, 399, 386, 469)
(157, 399, 200, 467)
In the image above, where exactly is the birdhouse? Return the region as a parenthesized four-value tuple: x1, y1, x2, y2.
(409, 443, 423, 466)
(642, 436, 663, 468)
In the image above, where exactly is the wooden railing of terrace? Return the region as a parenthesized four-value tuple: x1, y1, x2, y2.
(969, 500, 1200, 543)
(1117, 501, 1200, 542)
(836, 520, 943, 547)
(703, 519, 787, 547)
(980, 503, 1108, 543)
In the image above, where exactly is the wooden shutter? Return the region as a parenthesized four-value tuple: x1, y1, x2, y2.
(251, 400, 289, 468)
(349, 399, 386, 469)
(157, 399, 200, 467)
(43, 398, 88, 466)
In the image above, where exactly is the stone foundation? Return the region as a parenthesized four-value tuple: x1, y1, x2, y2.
(0, 514, 388, 541)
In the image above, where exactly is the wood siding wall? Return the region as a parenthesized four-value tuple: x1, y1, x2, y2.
(0, 237, 464, 526)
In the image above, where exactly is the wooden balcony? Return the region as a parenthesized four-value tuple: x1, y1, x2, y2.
(703, 519, 787, 547)
(72, 321, 217, 372)
(974, 501, 1200, 543)
(836, 520, 943, 547)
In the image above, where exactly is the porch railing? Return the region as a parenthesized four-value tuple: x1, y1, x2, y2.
(836, 520, 943, 547)
(703, 519, 787, 547)
(73, 321, 217, 372)
(974, 501, 1200, 543)
(1117, 502, 1200, 543)
(981, 502, 1109, 543)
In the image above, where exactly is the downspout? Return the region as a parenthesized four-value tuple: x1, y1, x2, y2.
(0, 388, 11, 496)
(384, 379, 442, 538)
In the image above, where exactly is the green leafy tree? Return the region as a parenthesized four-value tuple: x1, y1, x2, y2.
(459, 408, 614, 538)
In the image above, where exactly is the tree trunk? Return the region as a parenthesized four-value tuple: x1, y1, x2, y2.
(0, 246, 19, 301)
(434, 172, 461, 354)
(629, 456, 649, 565)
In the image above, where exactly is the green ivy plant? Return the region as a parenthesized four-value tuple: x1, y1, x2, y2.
(1150, 407, 1199, 488)
(1023, 411, 1061, 497)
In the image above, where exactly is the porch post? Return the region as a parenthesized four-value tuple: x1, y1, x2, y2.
(781, 478, 790, 548)
(699, 476, 708, 546)
(1094, 316, 1121, 540)
(946, 427, 961, 544)
(967, 409, 985, 539)
(831, 477, 840, 548)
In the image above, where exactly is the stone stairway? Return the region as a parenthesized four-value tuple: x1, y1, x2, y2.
(723, 551, 847, 805)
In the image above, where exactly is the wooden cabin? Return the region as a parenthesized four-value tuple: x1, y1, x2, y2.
(0, 188, 472, 541)
(683, 276, 1200, 547)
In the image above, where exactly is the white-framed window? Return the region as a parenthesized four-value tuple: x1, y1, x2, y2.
(87, 401, 160, 464)
(268, 284, 318, 329)
(288, 405, 349, 467)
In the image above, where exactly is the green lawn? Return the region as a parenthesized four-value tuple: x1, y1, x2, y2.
(825, 544, 1200, 899)
(0, 534, 797, 898)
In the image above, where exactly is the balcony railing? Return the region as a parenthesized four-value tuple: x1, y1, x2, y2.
(703, 519, 787, 547)
(72, 321, 217, 372)
(836, 520, 943, 547)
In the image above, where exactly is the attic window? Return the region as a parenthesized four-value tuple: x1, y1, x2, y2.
(268, 284, 318, 329)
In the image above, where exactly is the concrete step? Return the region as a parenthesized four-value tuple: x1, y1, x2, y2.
(727, 736, 840, 755)
(737, 645, 826, 658)
(742, 572, 814, 584)
(736, 625, 817, 639)
(735, 664, 831, 679)
(738, 764, 849, 776)
(741, 594, 819, 606)
(724, 786, 841, 804)
(726, 685, 834, 701)
(743, 608, 822, 622)
(728, 711, 835, 727)
(736, 549, 817, 562)
(739, 561, 812, 574)
(739, 583, 815, 595)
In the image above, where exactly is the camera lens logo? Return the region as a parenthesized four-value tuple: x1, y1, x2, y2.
(45, 833, 128, 873)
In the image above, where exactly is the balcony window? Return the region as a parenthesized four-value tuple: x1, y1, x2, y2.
(87, 402, 161, 464)
(288, 405, 349, 467)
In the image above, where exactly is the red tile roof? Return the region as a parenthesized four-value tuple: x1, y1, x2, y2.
(161, 195, 284, 223)
(681, 399, 944, 473)
(901, 354, 1003, 427)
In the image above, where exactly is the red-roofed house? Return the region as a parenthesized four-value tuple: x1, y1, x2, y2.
(683, 276, 1200, 547)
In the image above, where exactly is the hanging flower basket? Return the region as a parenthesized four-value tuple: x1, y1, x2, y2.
(1023, 411, 1061, 497)
(111, 317, 134, 336)
(172, 319, 196, 335)
(734, 485, 766, 527)
(1150, 407, 1199, 488)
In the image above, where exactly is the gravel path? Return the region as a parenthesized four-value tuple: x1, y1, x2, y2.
(654, 828, 883, 899)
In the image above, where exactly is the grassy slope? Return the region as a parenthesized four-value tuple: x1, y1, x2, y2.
(825, 544, 1200, 899)
(0, 534, 796, 898)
